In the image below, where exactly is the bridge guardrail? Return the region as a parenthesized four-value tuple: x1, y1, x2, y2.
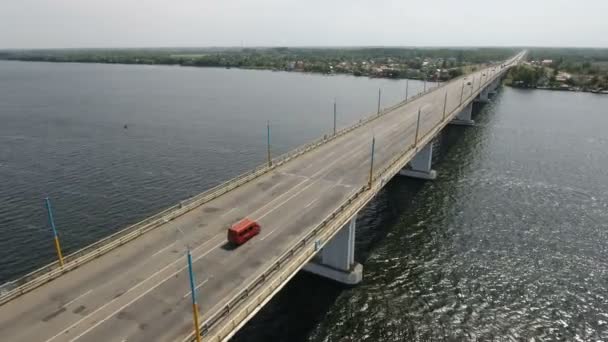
(193, 60, 519, 341)
(0, 70, 448, 306)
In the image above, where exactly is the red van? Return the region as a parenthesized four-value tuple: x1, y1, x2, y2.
(227, 218, 261, 246)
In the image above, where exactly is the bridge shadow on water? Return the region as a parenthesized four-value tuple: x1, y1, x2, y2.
(231, 100, 494, 342)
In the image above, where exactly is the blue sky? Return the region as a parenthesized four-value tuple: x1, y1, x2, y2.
(1, 0, 606, 48)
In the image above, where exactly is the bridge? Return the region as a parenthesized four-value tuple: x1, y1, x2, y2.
(0, 52, 524, 342)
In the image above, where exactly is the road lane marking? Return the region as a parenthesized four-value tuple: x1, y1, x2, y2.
(150, 242, 175, 258)
(252, 139, 370, 222)
(44, 236, 225, 342)
(248, 138, 365, 220)
(254, 179, 327, 221)
(182, 278, 210, 299)
(66, 239, 225, 342)
(220, 207, 237, 217)
(304, 198, 319, 209)
(63, 290, 93, 308)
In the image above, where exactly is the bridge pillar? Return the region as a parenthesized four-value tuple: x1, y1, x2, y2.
(449, 102, 474, 126)
(475, 87, 490, 103)
(399, 142, 437, 180)
(303, 216, 362, 285)
(489, 79, 500, 95)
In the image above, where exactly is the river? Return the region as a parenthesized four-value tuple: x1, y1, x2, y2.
(1, 61, 607, 341)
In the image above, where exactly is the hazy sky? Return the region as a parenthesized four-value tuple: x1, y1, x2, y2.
(1, 0, 607, 49)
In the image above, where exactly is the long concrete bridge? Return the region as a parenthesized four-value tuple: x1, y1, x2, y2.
(0, 51, 525, 341)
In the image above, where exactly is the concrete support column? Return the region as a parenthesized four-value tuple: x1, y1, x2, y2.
(475, 87, 490, 103)
(399, 142, 437, 180)
(450, 102, 475, 126)
(303, 215, 362, 285)
(489, 79, 499, 95)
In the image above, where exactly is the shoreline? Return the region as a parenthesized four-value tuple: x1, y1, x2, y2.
(0, 58, 453, 82)
(506, 84, 608, 94)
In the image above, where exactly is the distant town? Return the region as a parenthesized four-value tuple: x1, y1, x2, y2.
(0, 47, 516, 82)
(1, 47, 607, 93)
(506, 48, 608, 93)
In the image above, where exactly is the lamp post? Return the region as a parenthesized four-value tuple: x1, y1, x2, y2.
(266, 120, 272, 167)
(187, 249, 202, 342)
(44, 197, 64, 267)
(333, 99, 337, 135)
(414, 107, 422, 146)
(377, 88, 382, 115)
(368, 136, 375, 188)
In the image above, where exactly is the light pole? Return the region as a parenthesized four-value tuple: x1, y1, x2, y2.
(333, 99, 337, 135)
(266, 120, 272, 167)
(187, 248, 202, 342)
(44, 197, 64, 267)
(442, 91, 448, 121)
(368, 136, 375, 188)
(405, 79, 409, 102)
(414, 107, 422, 146)
(460, 80, 465, 105)
(377, 88, 382, 115)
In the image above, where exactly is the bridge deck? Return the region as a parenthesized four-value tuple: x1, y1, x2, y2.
(0, 55, 520, 342)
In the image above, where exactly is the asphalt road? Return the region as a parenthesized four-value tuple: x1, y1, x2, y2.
(0, 54, 522, 342)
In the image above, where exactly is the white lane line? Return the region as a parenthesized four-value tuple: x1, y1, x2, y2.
(44, 236, 225, 342)
(220, 208, 237, 217)
(182, 278, 210, 299)
(304, 198, 319, 209)
(278, 172, 309, 180)
(254, 178, 323, 221)
(63, 290, 93, 308)
(249, 128, 365, 217)
(66, 239, 225, 342)
(150, 242, 175, 258)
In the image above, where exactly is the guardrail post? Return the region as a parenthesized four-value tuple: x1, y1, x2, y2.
(44, 197, 64, 267)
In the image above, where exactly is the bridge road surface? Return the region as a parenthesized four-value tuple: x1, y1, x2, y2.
(0, 61, 512, 342)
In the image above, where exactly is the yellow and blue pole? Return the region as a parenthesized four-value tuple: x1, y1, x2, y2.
(44, 197, 64, 267)
(187, 249, 202, 342)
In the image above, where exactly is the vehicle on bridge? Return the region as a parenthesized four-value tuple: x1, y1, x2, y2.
(228, 218, 261, 245)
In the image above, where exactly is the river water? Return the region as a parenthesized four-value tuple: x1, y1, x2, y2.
(1, 61, 608, 341)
